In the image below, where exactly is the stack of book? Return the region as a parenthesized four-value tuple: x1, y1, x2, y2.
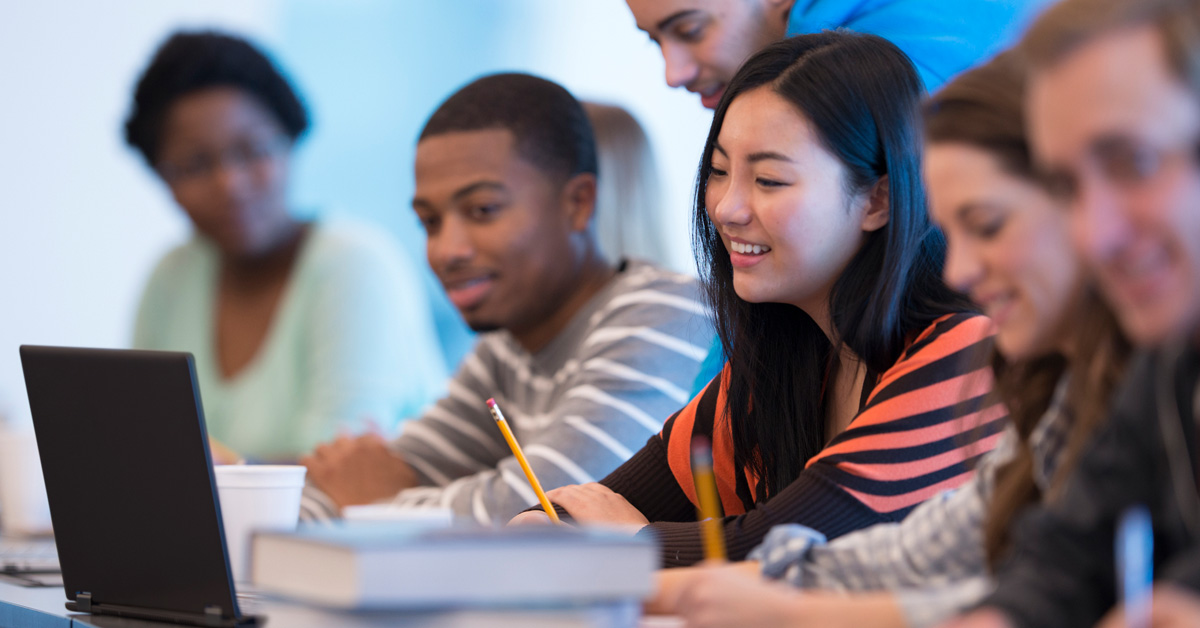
(250, 521, 658, 628)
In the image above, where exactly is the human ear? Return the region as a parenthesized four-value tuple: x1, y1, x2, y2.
(766, 0, 797, 33)
(562, 172, 598, 232)
(859, 175, 890, 232)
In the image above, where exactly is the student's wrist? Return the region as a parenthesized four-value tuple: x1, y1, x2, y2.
(738, 559, 762, 576)
(387, 453, 420, 492)
(790, 592, 905, 628)
(940, 607, 1018, 628)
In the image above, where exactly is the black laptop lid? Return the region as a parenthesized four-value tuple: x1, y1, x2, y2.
(19, 346, 240, 622)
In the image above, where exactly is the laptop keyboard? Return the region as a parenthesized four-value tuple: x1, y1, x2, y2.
(0, 537, 59, 573)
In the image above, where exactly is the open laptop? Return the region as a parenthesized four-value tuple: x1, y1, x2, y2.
(0, 536, 60, 587)
(19, 346, 260, 627)
(0, 536, 59, 572)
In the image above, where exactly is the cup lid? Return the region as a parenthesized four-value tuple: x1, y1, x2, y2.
(213, 464, 306, 488)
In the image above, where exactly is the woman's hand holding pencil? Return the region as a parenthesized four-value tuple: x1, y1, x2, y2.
(545, 483, 649, 528)
(491, 397, 651, 529)
(506, 482, 650, 529)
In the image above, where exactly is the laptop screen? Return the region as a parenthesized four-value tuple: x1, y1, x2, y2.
(20, 346, 240, 622)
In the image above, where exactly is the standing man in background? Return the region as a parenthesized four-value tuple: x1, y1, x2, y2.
(624, 0, 1051, 107)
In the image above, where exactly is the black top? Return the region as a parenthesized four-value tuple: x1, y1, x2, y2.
(986, 344, 1200, 628)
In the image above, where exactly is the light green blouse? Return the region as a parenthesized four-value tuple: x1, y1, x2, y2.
(132, 219, 448, 460)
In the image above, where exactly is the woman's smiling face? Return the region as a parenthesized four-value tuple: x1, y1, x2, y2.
(927, 142, 1082, 360)
(706, 85, 885, 313)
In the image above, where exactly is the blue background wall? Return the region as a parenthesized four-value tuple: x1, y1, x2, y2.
(0, 0, 712, 425)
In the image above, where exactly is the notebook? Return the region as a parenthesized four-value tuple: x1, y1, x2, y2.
(0, 536, 58, 574)
(0, 536, 60, 587)
(19, 345, 259, 627)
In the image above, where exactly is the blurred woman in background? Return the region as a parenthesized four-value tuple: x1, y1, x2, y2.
(126, 31, 446, 461)
(583, 101, 672, 269)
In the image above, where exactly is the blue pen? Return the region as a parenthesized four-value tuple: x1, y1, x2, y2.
(1116, 504, 1153, 628)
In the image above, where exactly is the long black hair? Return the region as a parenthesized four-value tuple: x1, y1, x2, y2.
(694, 31, 975, 503)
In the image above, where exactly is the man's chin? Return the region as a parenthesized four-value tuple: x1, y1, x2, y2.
(699, 84, 727, 109)
(1118, 300, 1190, 347)
(465, 320, 502, 334)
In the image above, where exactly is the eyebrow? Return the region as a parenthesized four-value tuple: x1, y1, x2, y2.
(657, 9, 701, 32)
(748, 151, 795, 164)
(955, 201, 1002, 222)
(1089, 133, 1141, 159)
(711, 143, 796, 164)
(412, 180, 506, 211)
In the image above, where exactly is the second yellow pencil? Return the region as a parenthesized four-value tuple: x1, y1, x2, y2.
(692, 436, 726, 561)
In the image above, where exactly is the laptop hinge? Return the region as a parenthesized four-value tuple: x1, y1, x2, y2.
(204, 605, 224, 627)
(76, 592, 93, 612)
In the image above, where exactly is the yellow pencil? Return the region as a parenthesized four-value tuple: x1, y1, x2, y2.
(487, 398, 561, 524)
(692, 436, 726, 561)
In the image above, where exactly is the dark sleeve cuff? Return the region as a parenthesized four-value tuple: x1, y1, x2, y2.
(518, 502, 575, 524)
(1163, 544, 1200, 593)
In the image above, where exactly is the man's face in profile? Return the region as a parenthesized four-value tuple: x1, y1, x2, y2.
(626, 0, 792, 109)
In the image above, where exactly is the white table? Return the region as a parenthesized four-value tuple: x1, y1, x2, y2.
(0, 579, 677, 628)
(0, 576, 71, 627)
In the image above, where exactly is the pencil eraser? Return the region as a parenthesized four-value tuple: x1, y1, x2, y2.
(486, 398, 496, 409)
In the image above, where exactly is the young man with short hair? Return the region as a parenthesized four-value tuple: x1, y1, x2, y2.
(625, 0, 1049, 108)
(300, 73, 713, 524)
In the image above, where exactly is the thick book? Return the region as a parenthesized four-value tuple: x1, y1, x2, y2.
(250, 522, 658, 609)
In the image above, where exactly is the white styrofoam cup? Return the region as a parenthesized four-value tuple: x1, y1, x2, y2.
(0, 427, 53, 536)
(213, 465, 305, 583)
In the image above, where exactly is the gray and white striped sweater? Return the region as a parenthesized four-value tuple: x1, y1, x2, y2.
(304, 260, 714, 523)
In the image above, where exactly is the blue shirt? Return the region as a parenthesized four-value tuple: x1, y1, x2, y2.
(787, 0, 1052, 90)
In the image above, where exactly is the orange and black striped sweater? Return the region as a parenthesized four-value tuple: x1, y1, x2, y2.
(553, 312, 1005, 567)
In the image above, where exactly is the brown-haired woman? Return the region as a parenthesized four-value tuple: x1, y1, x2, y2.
(953, 0, 1200, 625)
(656, 52, 1133, 628)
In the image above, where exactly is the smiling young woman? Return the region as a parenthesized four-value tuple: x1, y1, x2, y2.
(655, 51, 1135, 628)
(513, 31, 1002, 567)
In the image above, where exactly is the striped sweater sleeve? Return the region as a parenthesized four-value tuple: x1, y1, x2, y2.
(299, 349, 510, 523)
(385, 274, 712, 524)
(643, 313, 1004, 567)
(795, 429, 1012, 590)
